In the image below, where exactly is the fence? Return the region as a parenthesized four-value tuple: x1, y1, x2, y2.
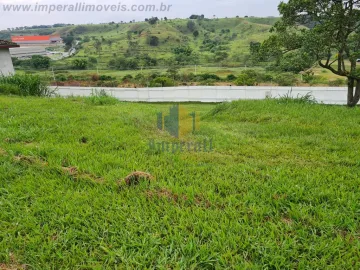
(52, 86, 349, 105)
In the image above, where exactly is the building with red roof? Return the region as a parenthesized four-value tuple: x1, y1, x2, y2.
(11, 35, 62, 45)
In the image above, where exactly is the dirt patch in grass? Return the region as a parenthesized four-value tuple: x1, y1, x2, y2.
(22, 141, 39, 148)
(123, 171, 154, 186)
(82, 173, 105, 183)
(146, 188, 188, 203)
(4, 139, 37, 147)
(79, 137, 88, 144)
(61, 166, 105, 183)
(281, 217, 294, 226)
(194, 194, 212, 208)
(62, 166, 79, 176)
(13, 155, 37, 164)
(273, 193, 288, 200)
(3, 138, 38, 148)
(4, 138, 18, 144)
(0, 264, 26, 270)
(13, 155, 48, 167)
(0, 148, 7, 156)
(0, 253, 26, 270)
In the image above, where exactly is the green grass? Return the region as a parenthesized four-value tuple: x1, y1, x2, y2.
(0, 96, 360, 268)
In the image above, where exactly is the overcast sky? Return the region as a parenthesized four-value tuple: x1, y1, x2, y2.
(0, 0, 282, 30)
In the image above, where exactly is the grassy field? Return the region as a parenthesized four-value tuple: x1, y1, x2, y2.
(0, 96, 360, 268)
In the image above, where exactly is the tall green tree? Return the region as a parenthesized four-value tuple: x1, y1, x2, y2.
(72, 59, 88, 70)
(187, 20, 196, 32)
(148, 17, 159, 25)
(94, 40, 102, 56)
(264, 0, 360, 107)
(31, 55, 50, 69)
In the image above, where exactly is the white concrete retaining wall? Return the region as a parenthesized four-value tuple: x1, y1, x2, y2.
(10, 47, 47, 58)
(52, 86, 349, 105)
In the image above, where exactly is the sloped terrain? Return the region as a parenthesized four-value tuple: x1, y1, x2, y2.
(0, 96, 359, 268)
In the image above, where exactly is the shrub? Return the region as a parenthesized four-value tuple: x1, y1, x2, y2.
(135, 73, 145, 81)
(241, 69, 259, 78)
(309, 76, 328, 86)
(227, 74, 237, 81)
(328, 78, 346, 86)
(187, 20, 196, 31)
(24, 70, 37, 74)
(85, 90, 119, 105)
(302, 70, 315, 83)
(201, 79, 217, 86)
(91, 74, 100, 81)
(0, 83, 20, 95)
(147, 17, 159, 25)
(54, 70, 69, 74)
(150, 77, 174, 87)
(166, 67, 180, 80)
(0, 74, 51, 96)
(97, 81, 119, 87)
(148, 36, 159, 46)
(235, 74, 256, 86)
(56, 74, 68, 82)
(235, 69, 265, 85)
(72, 59, 88, 70)
(31, 55, 50, 69)
(122, 74, 133, 82)
(148, 72, 161, 80)
(198, 73, 221, 81)
(99, 75, 115, 81)
(263, 73, 274, 82)
(274, 73, 298, 86)
(181, 72, 196, 82)
(277, 91, 317, 104)
(88, 57, 98, 64)
(108, 57, 139, 70)
(265, 64, 282, 73)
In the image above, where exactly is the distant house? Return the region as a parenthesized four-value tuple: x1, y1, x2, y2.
(11, 35, 62, 46)
(0, 40, 19, 76)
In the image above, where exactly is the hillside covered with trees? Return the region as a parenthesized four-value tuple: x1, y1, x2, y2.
(3, 16, 279, 69)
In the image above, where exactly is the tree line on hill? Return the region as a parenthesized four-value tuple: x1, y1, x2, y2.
(5, 24, 73, 32)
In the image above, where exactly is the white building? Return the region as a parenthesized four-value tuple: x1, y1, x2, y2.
(11, 35, 62, 46)
(0, 40, 19, 76)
